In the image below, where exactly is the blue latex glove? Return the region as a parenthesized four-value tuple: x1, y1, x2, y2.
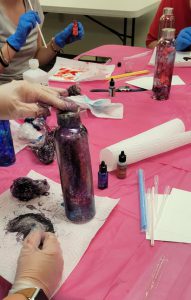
(7, 10, 41, 51)
(54, 22, 84, 48)
(176, 27, 191, 51)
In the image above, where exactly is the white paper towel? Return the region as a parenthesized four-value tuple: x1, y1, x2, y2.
(100, 119, 191, 171)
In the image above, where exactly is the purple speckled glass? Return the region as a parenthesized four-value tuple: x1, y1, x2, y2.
(152, 28, 176, 101)
(54, 110, 95, 223)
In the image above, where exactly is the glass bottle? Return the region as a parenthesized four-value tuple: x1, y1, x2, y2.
(152, 28, 176, 101)
(158, 7, 175, 39)
(0, 120, 16, 166)
(54, 110, 95, 223)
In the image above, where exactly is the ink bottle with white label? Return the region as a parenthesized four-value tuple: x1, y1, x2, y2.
(109, 78, 115, 97)
(116, 151, 127, 179)
(98, 161, 108, 189)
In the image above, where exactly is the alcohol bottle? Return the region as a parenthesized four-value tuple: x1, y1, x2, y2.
(0, 120, 16, 166)
(98, 161, 108, 189)
(23, 59, 48, 85)
(152, 28, 176, 101)
(54, 110, 95, 223)
(158, 7, 175, 39)
(116, 151, 127, 179)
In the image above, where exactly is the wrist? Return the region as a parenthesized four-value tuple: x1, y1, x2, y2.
(50, 38, 61, 54)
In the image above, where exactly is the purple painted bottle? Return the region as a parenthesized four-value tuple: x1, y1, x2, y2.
(152, 28, 176, 101)
(158, 7, 175, 39)
(54, 110, 95, 223)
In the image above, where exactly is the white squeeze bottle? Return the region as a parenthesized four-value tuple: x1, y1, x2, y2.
(23, 59, 48, 85)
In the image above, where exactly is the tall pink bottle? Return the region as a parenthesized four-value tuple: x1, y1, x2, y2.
(152, 28, 176, 101)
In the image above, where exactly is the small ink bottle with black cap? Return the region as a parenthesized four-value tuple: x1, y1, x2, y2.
(116, 151, 127, 179)
(109, 78, 115, 97)
(98, 161, 108, 189)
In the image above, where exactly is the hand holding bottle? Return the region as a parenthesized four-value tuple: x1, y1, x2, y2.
(7, 11, 41, 51)
(10, 230, 63, 298)
(0, 80, 78, 120)
(54, 22, 84, 48)
(176, 27, 191, 51)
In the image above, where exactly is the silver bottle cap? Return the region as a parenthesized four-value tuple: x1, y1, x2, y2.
(163, 7, 174, 15)
(161, 28, 175, 40)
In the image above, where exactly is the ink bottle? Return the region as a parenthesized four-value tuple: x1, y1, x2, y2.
(54, 110, 95, 223)
(152, 28, 176, 101)
(98, 161, 108, 189)
(116, 151, 127, 179)
(158, 7, 175, 39)
(109, 78, 115, 97)
(0, 120, 16, 166)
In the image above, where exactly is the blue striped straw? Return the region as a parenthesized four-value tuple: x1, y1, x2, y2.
(138, 169, 147, 231)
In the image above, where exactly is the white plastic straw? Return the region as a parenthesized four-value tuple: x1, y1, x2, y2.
(150, 186, 155, 246)
(155, 185, 171, 229)
(27, 0, 47, 48)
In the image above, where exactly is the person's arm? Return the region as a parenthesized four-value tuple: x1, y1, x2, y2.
(35, 22, 84, 66)
(0, 11, 40, 73)
(3, 230, 63, 300)
(0, 80, 77, 120)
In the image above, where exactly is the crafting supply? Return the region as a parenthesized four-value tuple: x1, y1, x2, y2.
(155, 185, 171, 229)
(109, 78, 115, 97)
(98, 161, 108, 189)
(106, 70, 149, 80)
(27, 0, 47, 48)
(116, 151, 127, 179)
(138, 169, 147, 231)
(150, 187, 155, 246)
(90, 87, 147, 92)
(154, 175, 159, 217)
(72, 20, 78, 36)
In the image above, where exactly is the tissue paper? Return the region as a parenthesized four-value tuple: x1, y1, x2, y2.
(100, 119, 191, 171)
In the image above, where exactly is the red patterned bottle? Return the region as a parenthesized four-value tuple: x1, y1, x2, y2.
(152, 28, 176, 101)
(55, 110, 95, 223)
(158, 7, 175, 39)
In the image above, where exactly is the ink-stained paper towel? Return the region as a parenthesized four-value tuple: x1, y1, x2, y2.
(100, 119, 191, 171)
(0, 170, 119, 286)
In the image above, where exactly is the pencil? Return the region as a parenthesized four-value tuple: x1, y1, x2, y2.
(27, 0, 47, 48)
(107, 70, 149, 80)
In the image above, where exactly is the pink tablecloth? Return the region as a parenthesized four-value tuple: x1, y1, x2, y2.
(1, 45, 191, 300)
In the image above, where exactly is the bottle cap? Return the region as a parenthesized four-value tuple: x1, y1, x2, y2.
(161, 28, 175, 40)
(163, 7, 174, 15)
(119, 151, 126, 163)
(99, 161, 107, 173)
(109, 78, 115, 87)
(29, 59, 39, 70)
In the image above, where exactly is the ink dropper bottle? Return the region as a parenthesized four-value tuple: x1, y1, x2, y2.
(109, 78, 115, 97)
(116, 151, 127, 179)
(98, 161, 108, 189)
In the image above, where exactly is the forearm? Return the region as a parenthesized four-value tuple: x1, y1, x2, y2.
(0, 43, 16, 73)
(35, 38, 61, 66)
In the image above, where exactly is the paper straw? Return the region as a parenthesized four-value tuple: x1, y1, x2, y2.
(150, 186, 155, 246)
(155, 185, 171, 229)
(138, 169, 147, 232)
(27, 0, 47, 48)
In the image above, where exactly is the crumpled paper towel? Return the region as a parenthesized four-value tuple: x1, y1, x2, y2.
(67, 95, 123, 119)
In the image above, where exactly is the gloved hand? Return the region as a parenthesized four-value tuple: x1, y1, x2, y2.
(0, 80, 78, 120)
(7, 11, 41, 51)
(54, 22, 84, 48)
(176, 27, 191, 51)
(10, 230, 64, 298)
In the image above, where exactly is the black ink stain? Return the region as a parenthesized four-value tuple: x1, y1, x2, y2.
(6, 213, 54, 241)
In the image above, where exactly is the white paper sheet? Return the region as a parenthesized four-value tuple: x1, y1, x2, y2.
(100, 118, 191, 171)
(0, 170, 119, 286)
(48, 57, 115, 82)
(125, 75, 185, 90)
(148, 47, 191, 67)
(146, 188, 191, 243)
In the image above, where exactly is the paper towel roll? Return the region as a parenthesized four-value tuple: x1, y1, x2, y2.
(100, 119, 190, 171)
